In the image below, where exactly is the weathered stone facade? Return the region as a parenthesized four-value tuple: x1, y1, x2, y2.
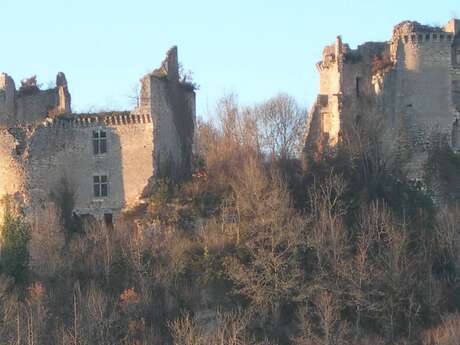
(304, 18, 460, 172)
(0, 47, 195, 219)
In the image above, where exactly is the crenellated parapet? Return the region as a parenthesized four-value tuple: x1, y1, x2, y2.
(395, 31, 455, 44)
(40, 112, 153, 129)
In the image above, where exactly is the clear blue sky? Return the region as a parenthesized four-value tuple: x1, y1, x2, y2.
(1, 0, 458, 117)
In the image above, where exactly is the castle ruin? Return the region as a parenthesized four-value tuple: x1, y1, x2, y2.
(0, 47, 195, 221)
(304, 18, 460, 173)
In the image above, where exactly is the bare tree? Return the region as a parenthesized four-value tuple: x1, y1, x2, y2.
(293, 291, 350, 345)
(256, 93, 305, 161)
(225, 160, 304, 320)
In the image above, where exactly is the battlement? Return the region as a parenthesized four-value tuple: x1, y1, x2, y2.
(41, 112, 153, 129)
(398, 31, 455, 44)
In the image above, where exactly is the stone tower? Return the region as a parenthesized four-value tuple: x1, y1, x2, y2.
(304, 18, 460, 174)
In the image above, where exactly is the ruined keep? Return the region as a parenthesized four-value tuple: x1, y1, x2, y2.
(304, 18, 460, 173)
(0, 47, 195, 220)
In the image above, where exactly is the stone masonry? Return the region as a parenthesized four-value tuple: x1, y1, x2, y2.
(304, 18, 460, 174)
(0, 47, 195, 220)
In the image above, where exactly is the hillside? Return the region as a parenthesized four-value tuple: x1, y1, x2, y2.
(1, 93, 460, 345)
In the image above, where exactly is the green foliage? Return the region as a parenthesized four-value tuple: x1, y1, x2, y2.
(0, 201, 30, 285)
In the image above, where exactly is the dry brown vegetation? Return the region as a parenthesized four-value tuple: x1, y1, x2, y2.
(1, 93, 460, 344)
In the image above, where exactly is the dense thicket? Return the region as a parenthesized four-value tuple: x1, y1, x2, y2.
(1, 93, 460, 345)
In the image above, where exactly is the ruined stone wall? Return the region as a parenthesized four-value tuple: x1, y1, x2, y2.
(15, 89, 60, 123)
(137, 47, 196, 180)
(149, 78, 195, 179)
(0, 73, 71, 127)
(0, 46, 195, 219)
(304, 39, 343, 153)
(25, 114, 154, 216)
(305, 39, 387, 152)
(340, 42, 388, 138)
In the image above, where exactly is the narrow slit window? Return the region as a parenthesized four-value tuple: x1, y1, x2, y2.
(93, 175, 109, 198)
(92, 130, 107, 155)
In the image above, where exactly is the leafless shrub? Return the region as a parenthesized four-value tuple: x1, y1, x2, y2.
(435, 206, 460, 274)
(169, 309, 274, 345)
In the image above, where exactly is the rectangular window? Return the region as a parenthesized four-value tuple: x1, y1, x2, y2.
(92, 130, 107, 155)
(93, 175, 108, 198)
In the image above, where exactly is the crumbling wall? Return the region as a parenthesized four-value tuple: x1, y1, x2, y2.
(304, 38, 343, 154)
(136, 46, 196, 180)
(0, 73, 71, 126)
(0, 46, 195, 219)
